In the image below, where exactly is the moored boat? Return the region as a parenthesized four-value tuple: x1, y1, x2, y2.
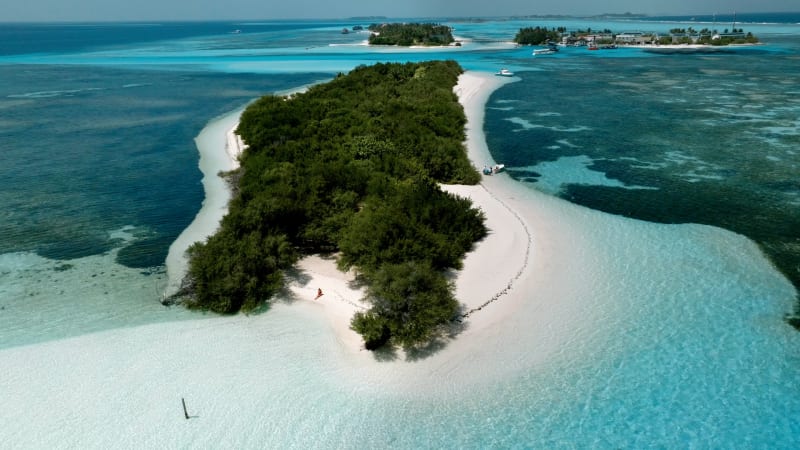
(533, 43, 559, 56)
(495, 68, 514, 76)
(533, 48, 557, 55)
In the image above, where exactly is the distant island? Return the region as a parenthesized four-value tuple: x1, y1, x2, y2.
(347, 16, 387, 21)
(182, 61, 486, 351)
(515, 25, 759, 47)
(368, 23, 456, 46)
(509, 12, 646, 20)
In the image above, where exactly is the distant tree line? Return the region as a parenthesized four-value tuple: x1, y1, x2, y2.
(514, 26, 563, 45)
(700, 32, 759, 46)
(661, 27, 759, 45)
(368, 23, 455, 46)
(514, 25, 758, 46)
(183, 60, 487, 351)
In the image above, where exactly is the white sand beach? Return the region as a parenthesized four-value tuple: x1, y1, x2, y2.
(1, 72, 795, 448)
(164, 84, 316, 296)
(163, 107, 245, 296)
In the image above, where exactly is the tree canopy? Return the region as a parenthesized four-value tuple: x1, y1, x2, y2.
(514, 26, 561, 45)
(368, 23, 455, 46)
(183, 60, 486, 350)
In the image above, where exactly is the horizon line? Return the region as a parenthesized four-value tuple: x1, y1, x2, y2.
(2, 11, 799, 25)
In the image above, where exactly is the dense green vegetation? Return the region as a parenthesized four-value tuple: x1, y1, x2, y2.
(515, 25, 758, 46)
(184, 60, 487, 350)
(351, 260, 458, 350)
(514, 26, 563, 45)
(669, 27, 759, 45)
(368, 23, 455, 46)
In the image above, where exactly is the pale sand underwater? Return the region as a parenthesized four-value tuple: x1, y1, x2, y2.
(1, 72, 796, 448)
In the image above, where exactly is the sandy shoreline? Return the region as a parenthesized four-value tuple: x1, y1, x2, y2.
(175, 73, 542, 347)
(163, 107, 244, 296)
(164, 84, 324, 296)
(159, 72, 618, 361)
(162, 73, 539, 346)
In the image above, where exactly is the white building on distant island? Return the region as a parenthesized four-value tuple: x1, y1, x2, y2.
(616, 32, 655, 45)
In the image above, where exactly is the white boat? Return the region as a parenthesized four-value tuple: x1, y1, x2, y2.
(495, 68, 514, 77)
(533, 48, 557, 55)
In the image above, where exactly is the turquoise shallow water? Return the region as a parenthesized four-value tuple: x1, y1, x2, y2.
(485, 47, 800, 293)
(1, 16, 799, 447)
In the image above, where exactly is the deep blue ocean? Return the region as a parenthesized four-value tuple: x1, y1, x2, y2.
(1, 14, 799, 447)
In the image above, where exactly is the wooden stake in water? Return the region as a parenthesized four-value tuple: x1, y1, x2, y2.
(182, 397, 190, 420)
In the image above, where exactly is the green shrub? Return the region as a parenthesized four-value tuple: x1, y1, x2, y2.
(352, 261, 459, 349)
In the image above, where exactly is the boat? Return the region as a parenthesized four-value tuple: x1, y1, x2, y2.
(495, 68, 514, 77)
(482, 164, 505, 175)
(533, 44, 559, 56)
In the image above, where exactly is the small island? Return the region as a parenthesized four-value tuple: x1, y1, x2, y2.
(182, 61, 487, 351)
(514, 26, 564, 45)
(368, 22, 455, 46)
(514, 24, 759, 48)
